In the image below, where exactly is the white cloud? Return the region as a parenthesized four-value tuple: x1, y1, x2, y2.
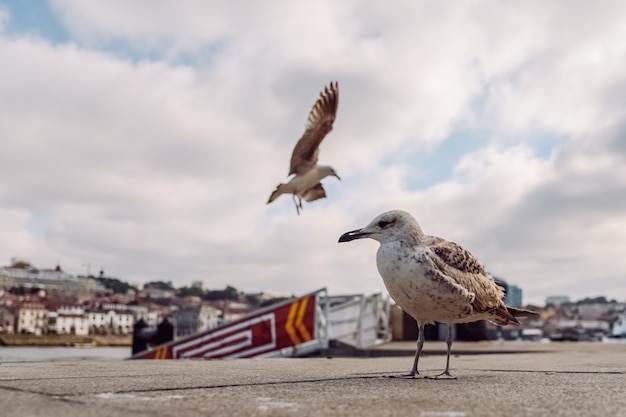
(1, 1, 625, 305)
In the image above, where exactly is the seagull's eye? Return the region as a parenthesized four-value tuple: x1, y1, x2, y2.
(377, 218, 397, 229)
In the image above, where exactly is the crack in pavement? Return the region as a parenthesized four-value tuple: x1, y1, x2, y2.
(1, 368, 622, 401)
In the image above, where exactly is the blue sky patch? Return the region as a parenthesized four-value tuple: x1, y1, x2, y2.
(1, 0, 71, 44)
(386, 127, 490, 190)
(383, 126, 563, 191)
(1, 1, 227, 65)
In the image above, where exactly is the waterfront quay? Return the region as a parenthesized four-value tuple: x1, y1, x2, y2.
(1, 342, 625, 417)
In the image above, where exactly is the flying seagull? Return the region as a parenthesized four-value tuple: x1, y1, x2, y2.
(338, 210, 539, 379)
(267, 81, 340, 215)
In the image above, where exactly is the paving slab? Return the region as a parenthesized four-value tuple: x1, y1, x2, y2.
(1, 342, 625, 417)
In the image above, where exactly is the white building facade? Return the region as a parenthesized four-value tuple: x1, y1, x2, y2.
(56, 314, 90, 335)
(88, 305, 135, 335)
(17, 303, 49, 335)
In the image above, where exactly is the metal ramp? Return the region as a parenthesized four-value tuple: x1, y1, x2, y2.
(131, 288, 391, 360)
(325, 293, 392, 350)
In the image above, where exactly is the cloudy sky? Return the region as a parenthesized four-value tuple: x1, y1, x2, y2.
(1, 0, 625, 305)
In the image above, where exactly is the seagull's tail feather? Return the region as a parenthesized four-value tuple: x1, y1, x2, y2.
(267, 184, 287, 204)
(507, 306, 541, 319)
(490, 306, 540, 326)
(491, 306, 521, 326)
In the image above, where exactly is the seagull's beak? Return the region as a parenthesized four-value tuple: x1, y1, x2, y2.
(333, 173, 341, 180)
(338, 228, 369, 243)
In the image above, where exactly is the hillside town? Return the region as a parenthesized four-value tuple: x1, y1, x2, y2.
(1, 257, 625, 345)
(0, 258, 285, 342)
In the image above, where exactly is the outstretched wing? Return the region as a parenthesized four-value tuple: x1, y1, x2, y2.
(289, 81, 339, 176)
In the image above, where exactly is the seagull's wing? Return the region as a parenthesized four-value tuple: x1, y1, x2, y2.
(426, 236, 488, 276)
(301, 183, 327, 202)
(288, 82, 339, 176)
(425, 236, 518, 323)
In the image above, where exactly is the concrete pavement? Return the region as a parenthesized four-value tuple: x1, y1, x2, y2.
(1, 342, 625, 417)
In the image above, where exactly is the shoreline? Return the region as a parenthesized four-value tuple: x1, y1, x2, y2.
(0, 334, 131, 347)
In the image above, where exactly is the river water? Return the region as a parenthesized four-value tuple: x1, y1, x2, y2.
(0, 346, 130, 362)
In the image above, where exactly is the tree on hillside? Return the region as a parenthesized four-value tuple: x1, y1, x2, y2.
(178, 285, 206, 298)
(577, 296, 614, 305)
(204, 285, 239, 301)
(259, 297, 292, 308)
(144, 281, 175, 290)
(95, 276, 133, 294)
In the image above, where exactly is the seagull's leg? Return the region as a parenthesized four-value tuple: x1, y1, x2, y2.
(292, 194, 302, 215)
(408, 321, 426, 377)
(390, 321, 425, 379)
(297, 195, 303, 212)
(429, 323, 457, 380)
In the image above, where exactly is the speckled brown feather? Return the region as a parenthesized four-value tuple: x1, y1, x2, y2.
(424, 235, 519, 325)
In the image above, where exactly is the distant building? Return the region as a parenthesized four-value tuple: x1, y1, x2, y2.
(129, 304, 164, 327)
(16, 303, 49, 335)
(612, 314, 626, 337)
(546, 318, 610, 341)
(492, 277, 523, 307)
(0, 258, 106, 296)
(505, 284, 523, 308)
(56, 308, 90, 336)
(139, 282, 176, 302)
(208, 300, 252, 323)
(574, 303, 622, 320)
(0, 271, 17, 288)
(546, 296, 570, 306)
(0, 306, 16, 334)
(87, 304, 135, 335)
(172, 304, 222, 338)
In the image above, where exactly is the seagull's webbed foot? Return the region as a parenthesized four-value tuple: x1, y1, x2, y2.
(387, 370, 422, 379)
(425, 371, 457, 380)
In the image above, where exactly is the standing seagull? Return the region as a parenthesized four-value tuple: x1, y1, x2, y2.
(267, 82, 340, 215)
(338, 210, 539, 379)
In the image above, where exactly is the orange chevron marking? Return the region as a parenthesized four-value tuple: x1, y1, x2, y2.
(155, 346, 168, 360)
(285, 299, 302, 345)
(295, 296, 312, 342)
